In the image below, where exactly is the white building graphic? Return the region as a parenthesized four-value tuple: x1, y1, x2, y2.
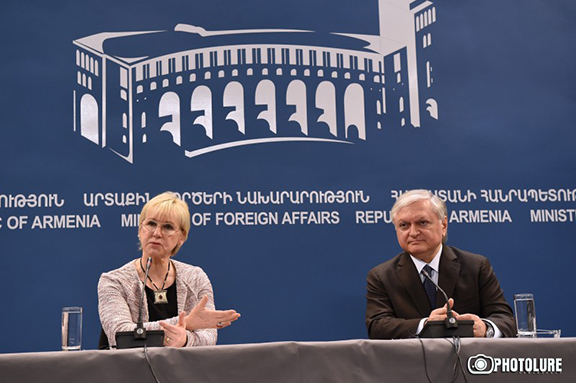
(73, 0, 438, 163)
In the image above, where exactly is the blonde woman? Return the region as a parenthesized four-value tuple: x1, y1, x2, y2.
(98, 192, 240, 348)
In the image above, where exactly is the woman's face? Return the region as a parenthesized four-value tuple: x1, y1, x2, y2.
(139, 208, 184, 259)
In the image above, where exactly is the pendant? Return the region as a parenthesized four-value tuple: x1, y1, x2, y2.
(154, 289, 168, 304)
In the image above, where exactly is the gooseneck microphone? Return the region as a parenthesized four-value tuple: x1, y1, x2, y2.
(115, 256, 164, 348)
(421, 268, 458, 329)
(135, 257, 152, 339)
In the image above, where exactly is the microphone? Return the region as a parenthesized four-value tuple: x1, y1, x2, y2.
(115, 256, 164, 348)
(421, 268, 458, 329)
(135, 257, 152, 339)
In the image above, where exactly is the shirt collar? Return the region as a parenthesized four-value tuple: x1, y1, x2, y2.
(409, 244, 442, 275)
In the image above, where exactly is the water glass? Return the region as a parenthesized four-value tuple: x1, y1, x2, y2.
(62, 307, 82, 351)
(514, 293, 536, 338)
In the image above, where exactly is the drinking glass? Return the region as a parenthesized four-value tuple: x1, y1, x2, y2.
(514, 293, 536, 338)
(62, 307, 82, 350)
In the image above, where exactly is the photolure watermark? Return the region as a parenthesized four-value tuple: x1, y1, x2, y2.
(467, 354, 562, 375)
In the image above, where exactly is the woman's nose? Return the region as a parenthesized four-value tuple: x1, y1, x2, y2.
(152, 225, 163, 236)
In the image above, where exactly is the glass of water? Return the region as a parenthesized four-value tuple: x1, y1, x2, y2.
(62, 307, 82, 350)
(514, 293, 536, 338)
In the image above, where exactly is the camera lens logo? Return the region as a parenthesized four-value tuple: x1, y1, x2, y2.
(468, 354, 495, 375)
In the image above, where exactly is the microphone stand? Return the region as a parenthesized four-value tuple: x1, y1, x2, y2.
(419, 269, 474, 338)
(134, 257, 152, 340)
(421, 269, 458, 329)
(115, 257, 165, 348)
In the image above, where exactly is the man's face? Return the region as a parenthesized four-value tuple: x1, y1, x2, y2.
(394, 199, 447, 262)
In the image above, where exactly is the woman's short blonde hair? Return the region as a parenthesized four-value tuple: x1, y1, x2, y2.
(138, 191, 191, 256)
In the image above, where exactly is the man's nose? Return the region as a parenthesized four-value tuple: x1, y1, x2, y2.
(408, 225, 420, 236)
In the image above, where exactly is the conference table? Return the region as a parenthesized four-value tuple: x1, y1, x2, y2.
(1, 338, 575, 382)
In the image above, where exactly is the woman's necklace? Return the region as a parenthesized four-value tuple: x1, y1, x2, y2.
(140, 258, 171, 304)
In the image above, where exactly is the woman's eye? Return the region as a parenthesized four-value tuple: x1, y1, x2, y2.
(147, 221, 157, 227)
(163, 224, 175, 231)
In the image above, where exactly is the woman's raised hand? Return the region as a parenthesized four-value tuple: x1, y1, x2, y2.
(185, 296, 241, 331)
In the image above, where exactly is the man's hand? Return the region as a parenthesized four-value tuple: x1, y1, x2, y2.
(427, 298, 459, 321)
(425, 298, 487, 337)
(456, 313, 486, 337)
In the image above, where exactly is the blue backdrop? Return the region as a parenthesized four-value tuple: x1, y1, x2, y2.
(1, 0, 575, 353)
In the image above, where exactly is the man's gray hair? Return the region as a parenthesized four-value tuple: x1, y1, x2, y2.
(391, 190, 448, 241)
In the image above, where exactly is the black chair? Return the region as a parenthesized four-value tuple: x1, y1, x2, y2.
(98, 327, 109, 350)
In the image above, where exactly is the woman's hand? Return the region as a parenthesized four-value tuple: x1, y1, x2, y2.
(185, 296, 241, 331)
(160, 312, 188, 347)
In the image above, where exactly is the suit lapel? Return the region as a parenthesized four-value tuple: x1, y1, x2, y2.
(395, 252, 433, 316)
(438, 246, 460, 301)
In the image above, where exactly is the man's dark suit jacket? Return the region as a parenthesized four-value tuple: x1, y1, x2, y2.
(366, 245, 516, 339)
